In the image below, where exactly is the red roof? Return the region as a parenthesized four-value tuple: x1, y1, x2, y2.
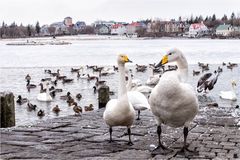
(129, 22, 141, 27)
(111, 24, 124, 29)
(190, 23, 205, 29)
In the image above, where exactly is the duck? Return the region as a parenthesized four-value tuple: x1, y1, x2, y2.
(67, 96, 75, 106)
(103, 54, 135, 145)
(37, 109, 45, 117)
(72, 102, 82, 115)
(16, 95, 28, 105)
(27, 101, 37, 111)
(37, 82, 53, 102)
(52, 105, 61, 114)
(149, 48, 199, 156)
(62, 78, 74, 83)
(192, 70, 200, 76)
(76, 93, 82, 100)
(87, 74, 98, 81)
(197, 72, 219, 93)
(50, 69, 60, 77)
(60, 92, 71, 100)
(84, 104, 94, 111)
(219, 80, 237, 101)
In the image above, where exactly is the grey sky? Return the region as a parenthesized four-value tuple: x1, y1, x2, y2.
(0, 0, 239, 26)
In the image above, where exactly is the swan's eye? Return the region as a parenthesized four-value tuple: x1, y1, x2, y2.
(168, 53, 172, 55)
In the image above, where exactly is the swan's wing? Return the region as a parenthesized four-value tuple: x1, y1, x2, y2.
(127, 91, 150, 110)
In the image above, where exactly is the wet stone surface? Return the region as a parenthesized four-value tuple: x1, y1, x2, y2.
(1, 102, 240, 160)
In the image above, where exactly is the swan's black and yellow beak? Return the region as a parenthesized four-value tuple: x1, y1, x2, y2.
(123, 55, 132, 63)
(155, 55, 168, 67)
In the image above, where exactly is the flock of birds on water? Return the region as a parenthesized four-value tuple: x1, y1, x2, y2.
(15, 48, 239, 157)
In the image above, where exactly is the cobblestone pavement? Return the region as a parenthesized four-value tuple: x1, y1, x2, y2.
(1, 97, 240, 160)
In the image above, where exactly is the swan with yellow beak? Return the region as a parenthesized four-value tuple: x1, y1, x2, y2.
(149, 48, 199, 156)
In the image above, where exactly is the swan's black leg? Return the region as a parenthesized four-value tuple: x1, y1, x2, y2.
(108, 127, 113, 143)
(136, 110, 141, 120)
(174, 127, 198, 157)
(152, 125, 173, 155)
(127, 128, 133, 145)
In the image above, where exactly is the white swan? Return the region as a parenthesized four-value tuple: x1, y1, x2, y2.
(103, 54, 135, 145)
(37, 82, 53, 102)
(146, 66, 160, 86)
(149, 48, 198, 155)
(126, 70, 150, 120)
(219, 80, 237, 101)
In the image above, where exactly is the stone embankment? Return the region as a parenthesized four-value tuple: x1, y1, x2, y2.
(1, 98, 240, 159)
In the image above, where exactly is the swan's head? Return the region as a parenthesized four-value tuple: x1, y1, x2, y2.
(117, 54, 132, 64)
(155, 48, 183, 67)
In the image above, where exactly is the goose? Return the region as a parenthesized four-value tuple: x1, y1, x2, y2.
(197, 72, 219, 93)
(26, 80, 37, 88)
(39, 83, 46, 93)
(219, 80, 237, 101)
(27, 101, 37, 111)
(16, 95, 28, 105)
(37, 83, 53, 102)
(103, 54, 135, 145)
(149, 48, 198, 156)
(126, 70, 150, 120)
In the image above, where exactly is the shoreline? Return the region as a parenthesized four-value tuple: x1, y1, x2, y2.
(1, 34, 240, 42)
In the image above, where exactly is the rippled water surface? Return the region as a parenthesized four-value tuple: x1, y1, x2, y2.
(0, 36, 239, 126)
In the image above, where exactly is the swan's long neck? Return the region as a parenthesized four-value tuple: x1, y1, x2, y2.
(176, 54, 188, 82)
(118, 63, 127, 97)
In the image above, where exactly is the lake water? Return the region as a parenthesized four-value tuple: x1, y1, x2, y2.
(0, 35, 239, 126)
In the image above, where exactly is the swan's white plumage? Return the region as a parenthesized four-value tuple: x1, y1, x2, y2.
(219, 81, 237, 101)
(150, 71, 198, 127)
(127, 91, 150, 111)
(103, 54, 135, 128)
(37, 84, 53, 102)
(149, 48, 198, 128)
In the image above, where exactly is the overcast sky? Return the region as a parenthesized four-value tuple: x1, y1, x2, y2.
(0, 0, 239, 26)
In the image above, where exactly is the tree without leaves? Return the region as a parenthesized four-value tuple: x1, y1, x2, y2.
(35, 21, 41, 34)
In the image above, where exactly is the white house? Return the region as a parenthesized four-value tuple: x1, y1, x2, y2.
(40, 25, 50, 36)
(111, 24, 126, 35)
(95, 24, 110, 35)
(126, 22, 146, 35)
(189, 22, 208, 37)
(50, 22, 68, 35)
(216, 24, 233, 36)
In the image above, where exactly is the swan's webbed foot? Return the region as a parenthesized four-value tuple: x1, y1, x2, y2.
(127, 141, 133, 146)
(151, 144, 173, 155)
(174, 146, 198, 158)
(108, 139, 113, 143)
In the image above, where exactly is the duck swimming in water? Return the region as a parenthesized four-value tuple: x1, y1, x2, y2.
(16, 95, 28, 105)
